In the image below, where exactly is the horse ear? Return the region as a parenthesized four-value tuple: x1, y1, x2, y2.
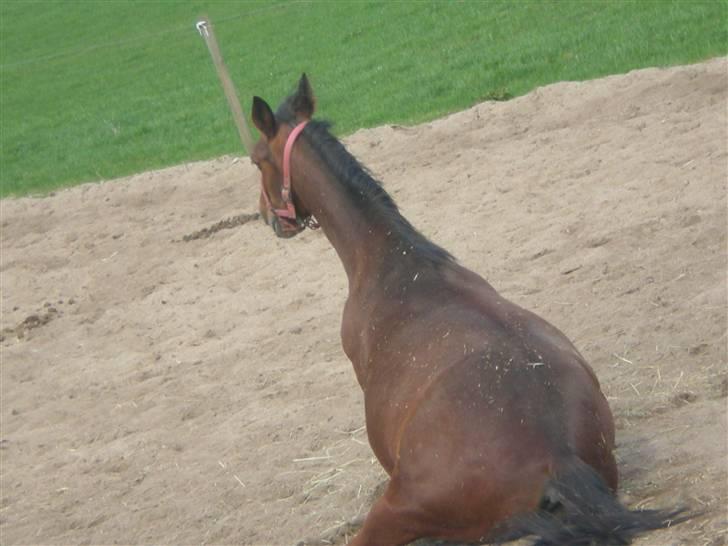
(252, 96, 278, 139)
(292, 73, 315, 120)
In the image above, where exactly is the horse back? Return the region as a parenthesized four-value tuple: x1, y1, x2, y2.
(358, 262, 616, 489)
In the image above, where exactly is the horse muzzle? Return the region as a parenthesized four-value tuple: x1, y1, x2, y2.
(271, 216, 304, 238)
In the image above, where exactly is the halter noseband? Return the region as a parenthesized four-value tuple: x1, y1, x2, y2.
(260, 121, 319, 233)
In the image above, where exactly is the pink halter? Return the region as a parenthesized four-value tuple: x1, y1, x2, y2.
(260, 121, 318, 232)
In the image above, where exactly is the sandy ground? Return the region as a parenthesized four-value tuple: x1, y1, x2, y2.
(1, 58, 727, 546)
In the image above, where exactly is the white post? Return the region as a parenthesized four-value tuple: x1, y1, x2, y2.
(196, 17, 256, 155)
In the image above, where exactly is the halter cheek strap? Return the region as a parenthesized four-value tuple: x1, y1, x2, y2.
(282, 121, 308, 203)
(261, 121, 318, 231)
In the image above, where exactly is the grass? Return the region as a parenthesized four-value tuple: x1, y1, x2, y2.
(1, 0, 726, 197)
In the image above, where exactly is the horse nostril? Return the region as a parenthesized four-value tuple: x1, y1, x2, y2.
(271, 217, 284, 238)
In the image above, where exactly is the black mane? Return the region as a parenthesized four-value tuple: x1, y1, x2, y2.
(277, 98, 454, 267)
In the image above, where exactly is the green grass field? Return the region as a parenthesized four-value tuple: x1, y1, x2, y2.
(1, 0, 726, 197)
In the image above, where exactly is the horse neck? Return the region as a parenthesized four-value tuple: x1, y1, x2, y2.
(291, 141, 405, 290)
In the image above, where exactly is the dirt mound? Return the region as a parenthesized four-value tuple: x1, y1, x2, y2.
(180, 212, 261, 242)
(0, 304, 61, 342)
(1, 58, 726, 545)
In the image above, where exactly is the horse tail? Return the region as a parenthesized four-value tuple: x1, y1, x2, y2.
(507, 457, 690, 546)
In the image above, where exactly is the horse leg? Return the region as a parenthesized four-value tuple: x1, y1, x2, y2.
(347, 482, 430, 546)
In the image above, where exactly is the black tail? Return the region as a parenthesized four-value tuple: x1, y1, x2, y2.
(506, 458, 690, 546)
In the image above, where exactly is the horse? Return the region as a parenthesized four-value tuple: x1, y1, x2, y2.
(249, 74, 685, 545)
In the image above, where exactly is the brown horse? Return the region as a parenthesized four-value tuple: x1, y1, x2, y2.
(250, 75, 684, 545)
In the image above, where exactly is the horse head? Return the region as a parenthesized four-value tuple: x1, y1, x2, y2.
(251, 74, 317, 238)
